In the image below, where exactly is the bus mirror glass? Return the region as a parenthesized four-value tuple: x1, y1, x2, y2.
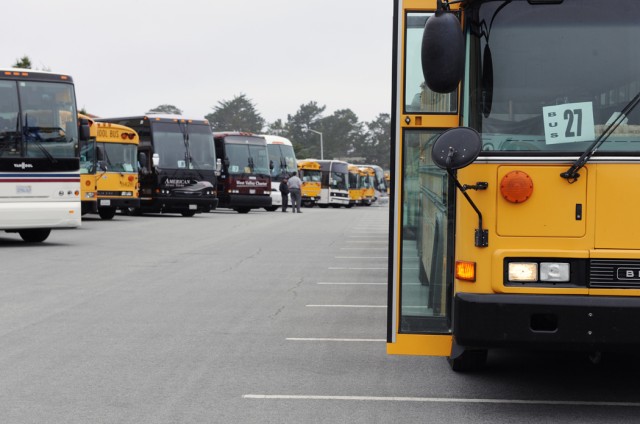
(79, 118, 90, 141)
(152, 153, 160, 167)
(216, 158, 222, 172)
(421, 11, 464, 93)
(269, 159, 274, 170)
(431, 127, 482, 170)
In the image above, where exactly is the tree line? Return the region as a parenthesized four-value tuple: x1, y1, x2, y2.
(12, 56, 390, 168)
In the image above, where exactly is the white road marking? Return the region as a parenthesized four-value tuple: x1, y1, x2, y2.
(306, 304, 386, 308)
(286, 338, 385, 342)
(317, 282, 385, 285)
(242, 394, 640, 407)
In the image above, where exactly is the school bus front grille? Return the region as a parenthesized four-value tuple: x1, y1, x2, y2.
(589, 260, 640, 289)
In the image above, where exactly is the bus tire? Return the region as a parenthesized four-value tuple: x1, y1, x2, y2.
(181, 210, 197, 217)
(98, 207, 117, 220)
(235, 207, 251, 214)
(447, 349, 487, 372)
(18, 228, 51, 243)
(264, 206, 278, 212)
(318, 204, 329, 208)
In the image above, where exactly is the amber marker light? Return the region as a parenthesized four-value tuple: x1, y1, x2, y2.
(500, 170, 533, 203)
(455, 261, 476, 282)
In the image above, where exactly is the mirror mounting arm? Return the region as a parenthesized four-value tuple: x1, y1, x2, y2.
(448, 170, 489, 248)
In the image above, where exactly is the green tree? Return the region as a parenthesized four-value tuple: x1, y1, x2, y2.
(362, 113, 391, 168)
(285, 101, 326, 159)
(147, 104, 183, 115)
(13, 56, 32, 69)
(264, 119, 286, 136)
(206, 94, 264, 132)
(320, 108, 365, 160)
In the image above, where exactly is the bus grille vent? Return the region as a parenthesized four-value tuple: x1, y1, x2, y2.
(589, 259, 640, 289)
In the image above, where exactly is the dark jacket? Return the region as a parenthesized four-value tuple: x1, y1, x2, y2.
(279, 180, 289, 195)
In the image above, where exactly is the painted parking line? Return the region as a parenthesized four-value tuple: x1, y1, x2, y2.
(286, 338, 385, 342)
(328, 267, 387, 270)
(334, 256, 388, 259)
(317, 282, 386, 285)
(242, 394, 640, 407)
(306, 304, 386, 308)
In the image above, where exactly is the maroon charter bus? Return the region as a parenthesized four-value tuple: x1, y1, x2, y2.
(213, 132, 272, 213)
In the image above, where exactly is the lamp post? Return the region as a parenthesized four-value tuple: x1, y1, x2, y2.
(307, 128, 323, 160)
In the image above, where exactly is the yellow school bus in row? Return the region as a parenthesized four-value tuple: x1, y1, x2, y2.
(79, 114, 140, 220)
(297, 159, 322, 207)
(347, 164, 364, 207)
(359, 165, 376, 206)
(388, 0, 640, 371)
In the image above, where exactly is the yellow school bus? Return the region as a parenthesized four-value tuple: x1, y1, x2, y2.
(388, 0, 640, 371)
(359, 166, 375, 206)
(79, 115, 140, 220)
(297, 159, 322, 207)
(347, 164, 364, 207)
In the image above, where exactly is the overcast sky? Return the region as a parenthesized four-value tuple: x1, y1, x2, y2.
(3, 0, 392, 126)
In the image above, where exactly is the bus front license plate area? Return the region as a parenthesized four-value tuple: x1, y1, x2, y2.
(189, 204, 197, 210)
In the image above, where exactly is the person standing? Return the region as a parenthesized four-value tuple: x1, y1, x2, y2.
(279, 176, 289, 212)
(287, 171, 303, 213)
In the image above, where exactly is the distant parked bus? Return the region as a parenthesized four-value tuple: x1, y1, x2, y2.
(317, 159, 349, 208)
(361, 164, 388, 204)
(79, 114, 140, 219)
(347, 163, 364, 207)
(98, 114, 218, 217)
(263, 135, 297, 211)
(297, 159, 322, 207)
(213, 132, 271, 213)
(359, 166, 375, 206)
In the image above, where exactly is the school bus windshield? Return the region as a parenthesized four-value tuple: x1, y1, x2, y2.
(465, 0, 640, 153)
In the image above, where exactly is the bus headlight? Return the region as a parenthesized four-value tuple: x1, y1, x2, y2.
(540, 262, 570, 282)
(508, 262, 538, 282)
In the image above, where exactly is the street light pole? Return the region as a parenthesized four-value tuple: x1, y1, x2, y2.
(308, 128, 323, 160)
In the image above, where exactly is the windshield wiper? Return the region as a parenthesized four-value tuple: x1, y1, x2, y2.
(561, 91, 640, 183)
(23, 114, 57, 164)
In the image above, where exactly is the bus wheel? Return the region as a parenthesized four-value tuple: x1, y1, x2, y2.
(264, 206, 278, 212)
(447, 349, 487, 372)
(235, 207, 251, 214)
(18, 228, 51, 243)
(318, 204, 329, 209)
(181, 210, 197, 217)
(98, 207, 117, 220)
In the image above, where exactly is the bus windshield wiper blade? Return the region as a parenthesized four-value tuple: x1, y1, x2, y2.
(561, 91, 640, 182)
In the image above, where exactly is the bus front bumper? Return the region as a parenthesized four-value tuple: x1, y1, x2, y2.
(453, 292, 640, 351)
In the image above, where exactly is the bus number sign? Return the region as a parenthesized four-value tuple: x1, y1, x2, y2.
(543, 102, 595, 145)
